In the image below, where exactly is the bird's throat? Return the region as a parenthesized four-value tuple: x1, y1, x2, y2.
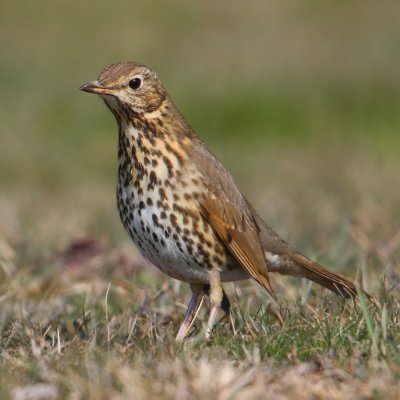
(117, 117, 189, 193)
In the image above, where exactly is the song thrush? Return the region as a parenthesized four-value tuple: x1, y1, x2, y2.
(80, 62, 366, 341)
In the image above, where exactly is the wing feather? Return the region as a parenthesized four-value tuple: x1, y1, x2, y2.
(200, 192, 279, 305)
(182, 135, 280, 307)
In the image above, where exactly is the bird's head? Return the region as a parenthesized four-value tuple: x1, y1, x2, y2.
(80, 62, 167, 114)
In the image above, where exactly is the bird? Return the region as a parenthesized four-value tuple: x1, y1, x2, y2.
(80, 61, 367, 341)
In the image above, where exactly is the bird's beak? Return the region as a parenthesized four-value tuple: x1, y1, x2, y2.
(80, 81, 114, 95)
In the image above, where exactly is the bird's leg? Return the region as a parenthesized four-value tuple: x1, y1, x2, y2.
(205, 269, 223, 341)
(202, 284, 231, 316)
(219, 288, 231, 320)
(176, 284, 205, 341)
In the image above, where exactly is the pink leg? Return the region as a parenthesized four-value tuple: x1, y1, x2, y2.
(205, 306, 220, 341)
(176, 285, 205, 341)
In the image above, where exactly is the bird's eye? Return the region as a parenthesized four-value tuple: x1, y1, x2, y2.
(129, 78, 142, 90)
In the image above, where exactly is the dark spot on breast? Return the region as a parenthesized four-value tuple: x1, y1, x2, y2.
(149, 170, 157, 185)
(199, 251, 211, 269)
(176, 241, 184, 253)
(165, 142, 184, 165)
(159, 187, 167, 201)
(197, 233, 205, 244)
(212, 255, 224, 266)
(136, 136, 143, 148)
(196, 243, 205, 254)
(215, 244, 225, 256)
(131, 144, 136, 156)
(147, 197, 153, 206)
(150, 241, 158, 252)
(152, 149, 162, 157)
(139, 201, 145, 209)
(152, 214, 159, 226)
(169, 213, 178, 226)
(157, 200, 169, 211)
(162, 156, 174, 177)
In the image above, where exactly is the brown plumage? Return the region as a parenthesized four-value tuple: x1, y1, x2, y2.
(80, 61, 368, 341)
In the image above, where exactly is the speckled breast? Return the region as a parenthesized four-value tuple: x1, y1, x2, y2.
(116, 124, 230, 283)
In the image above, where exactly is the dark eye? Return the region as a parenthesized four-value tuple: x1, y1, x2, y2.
(129, 78, 142, 90)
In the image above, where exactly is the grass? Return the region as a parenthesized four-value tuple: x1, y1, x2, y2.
(1, 0, 400, 398)
(0, 238, 399, 398)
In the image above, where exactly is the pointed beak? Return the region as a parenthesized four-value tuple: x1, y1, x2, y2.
(80, 81, 113, 95)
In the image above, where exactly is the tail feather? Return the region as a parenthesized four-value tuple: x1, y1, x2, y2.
(290, 252, 368, 299)
(249, 209, 371, 300)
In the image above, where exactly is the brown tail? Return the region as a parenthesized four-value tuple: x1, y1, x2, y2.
(290, 252, 369, 299)
(249, 209, 371, 299)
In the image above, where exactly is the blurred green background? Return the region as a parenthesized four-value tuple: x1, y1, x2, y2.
(1, 0, 399, 254)
(1, 4, 399, 395)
